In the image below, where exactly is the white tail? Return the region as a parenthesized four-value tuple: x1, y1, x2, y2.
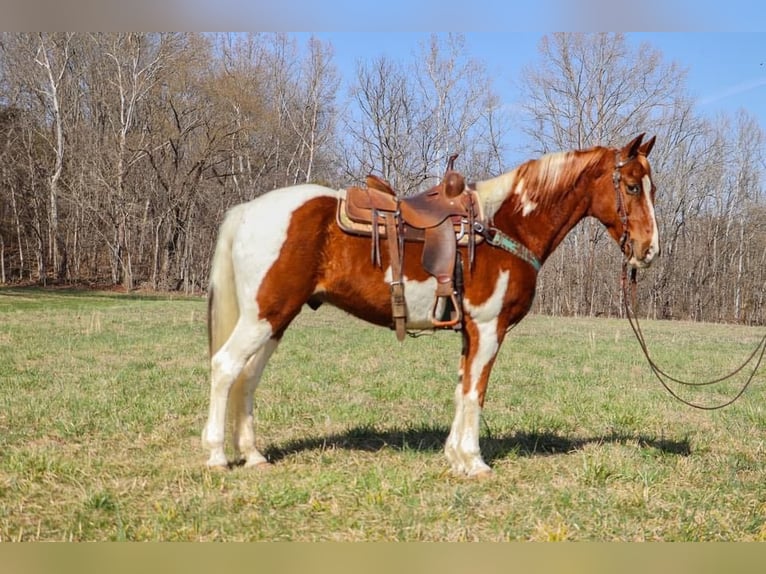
(207, 207, 242, 359)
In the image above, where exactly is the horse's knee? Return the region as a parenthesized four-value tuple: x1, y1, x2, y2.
(211, 350, 243, 389)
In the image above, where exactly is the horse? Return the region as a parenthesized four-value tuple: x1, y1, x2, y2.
(201, 133, 659, 477)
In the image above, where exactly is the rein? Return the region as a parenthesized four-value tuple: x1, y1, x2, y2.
(621, 266, 766, 410)
(613, 151, 765, 409)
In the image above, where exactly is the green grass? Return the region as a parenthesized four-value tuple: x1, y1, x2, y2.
(1, 287, 766, 541)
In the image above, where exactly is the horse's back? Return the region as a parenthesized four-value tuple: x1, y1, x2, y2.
(219, 184, 340, 320)
(225, 183, 338, 254)
(226, 184, 339, 230)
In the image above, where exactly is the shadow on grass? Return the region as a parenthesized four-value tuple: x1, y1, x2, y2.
(262, 424, 691, 464)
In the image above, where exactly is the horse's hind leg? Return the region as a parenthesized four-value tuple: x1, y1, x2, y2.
(228, 338, 279, 468)
(202, 319, 273, 468)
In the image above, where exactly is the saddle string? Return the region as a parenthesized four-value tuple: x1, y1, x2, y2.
(622, 264, 766, 410)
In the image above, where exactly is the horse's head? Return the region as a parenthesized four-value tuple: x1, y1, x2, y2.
(600, 133, 660, 269)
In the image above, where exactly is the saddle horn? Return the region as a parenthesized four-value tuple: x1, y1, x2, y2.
(446, 153, 459, 173)
(443, 154, 464, 198)
(443, 171, 466, 198)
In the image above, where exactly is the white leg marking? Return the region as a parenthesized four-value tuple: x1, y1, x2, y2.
(203, 318, 273, 468)
(445, 271, 509, 476)
(229, 338, 279, 467)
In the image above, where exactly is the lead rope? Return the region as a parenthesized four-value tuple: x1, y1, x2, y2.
(622, 264, 766, 410)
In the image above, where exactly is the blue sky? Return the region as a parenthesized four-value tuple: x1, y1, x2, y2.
(292, 32, 766, 162)
(297, 32, 766, 124)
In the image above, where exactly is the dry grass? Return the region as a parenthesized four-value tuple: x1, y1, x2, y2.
(1, 287, 766, 541)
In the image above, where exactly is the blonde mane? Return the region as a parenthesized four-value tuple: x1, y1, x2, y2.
(474, 148, 605, 220)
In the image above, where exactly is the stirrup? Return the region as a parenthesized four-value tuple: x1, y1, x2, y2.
(430, 292, 462, 328)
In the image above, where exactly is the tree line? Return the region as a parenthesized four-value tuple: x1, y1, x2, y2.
(1, 32, 764, 324)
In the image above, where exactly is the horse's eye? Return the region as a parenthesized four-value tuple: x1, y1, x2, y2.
(626, 184, 641, 196)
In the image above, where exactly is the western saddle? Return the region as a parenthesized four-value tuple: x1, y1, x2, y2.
(336, 156, 485, 340)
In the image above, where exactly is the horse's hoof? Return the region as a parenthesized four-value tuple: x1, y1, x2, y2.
(470, 468, 494, 480)
(244, 459, 273, 470)
(449, 465, 493, 479)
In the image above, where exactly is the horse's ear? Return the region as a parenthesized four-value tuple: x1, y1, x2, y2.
(639, 135, 656, 157)
(622, 133, 645, 160)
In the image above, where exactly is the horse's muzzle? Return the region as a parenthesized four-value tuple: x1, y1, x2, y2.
(628, 240, 660, 269)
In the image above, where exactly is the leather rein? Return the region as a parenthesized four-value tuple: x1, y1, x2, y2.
(613, 154, 766, 410)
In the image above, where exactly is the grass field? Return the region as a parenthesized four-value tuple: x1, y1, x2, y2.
(1, 287, 766, 541)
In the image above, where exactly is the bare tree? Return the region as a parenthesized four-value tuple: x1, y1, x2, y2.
(1, 31, 762, 324)
(77, 33, 188, 290)
(519, 33, 685, 154)
(413, 33, 509, 181)
(33, 33, 75, 282)
(343, 33, 507, 193)
(518, 33, 692, 318)
(279, 36, 339, 185)
(343, 55, 419, 191)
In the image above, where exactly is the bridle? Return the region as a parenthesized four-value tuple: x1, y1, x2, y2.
(612, 151, 640, 262)
(614, 151, 766, 410)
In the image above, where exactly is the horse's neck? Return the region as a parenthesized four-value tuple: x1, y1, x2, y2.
(486, 150, 607, 263)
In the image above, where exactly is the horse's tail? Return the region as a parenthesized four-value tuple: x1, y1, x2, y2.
(207, 207, 242, 358)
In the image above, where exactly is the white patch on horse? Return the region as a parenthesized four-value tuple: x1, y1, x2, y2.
(474, 172, 516, 220)
(521, 199, 537, 216)
(464, 270, 508, 323)
(445, 382, 488, 476)
(203, 184, 339, 468)
(642, 174, 660, 262)
(513, 176, 537, 216)
(383, 267, 441, 329)
(463, 270, 509, 384)
(230, 185, 339, 308)
(444, 270, 509, 476)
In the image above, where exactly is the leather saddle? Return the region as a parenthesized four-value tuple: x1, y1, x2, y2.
(337, 159, 484, 340)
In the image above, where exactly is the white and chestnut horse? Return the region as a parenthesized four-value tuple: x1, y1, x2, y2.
(202, 134, 659, 477)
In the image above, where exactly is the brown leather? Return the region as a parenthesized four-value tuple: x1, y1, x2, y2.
(399, 171, 470, 228)
(365, 174, 396, 195)
(385, 214, 407, 341)
(338, 168, 482, 335)
(422, 222, 457, 293)
(345, 185, 398, 223)
(337, 205, 479, 246)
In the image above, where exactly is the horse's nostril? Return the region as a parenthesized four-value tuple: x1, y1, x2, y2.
(643, 244, 659, 262)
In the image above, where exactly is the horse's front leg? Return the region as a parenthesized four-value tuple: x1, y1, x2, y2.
(444, 322, 499, 477)
(444, 272, 510, 477)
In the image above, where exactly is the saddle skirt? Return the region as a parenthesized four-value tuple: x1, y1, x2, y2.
(335, 172, 486, 340)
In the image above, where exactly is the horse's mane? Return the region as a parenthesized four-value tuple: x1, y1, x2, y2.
(474, 147, 607, 220)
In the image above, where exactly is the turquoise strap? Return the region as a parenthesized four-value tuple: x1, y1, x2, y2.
(481, 225, 541, 271)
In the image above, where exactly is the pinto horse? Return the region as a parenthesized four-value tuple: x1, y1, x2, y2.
(202, 133, 659, 477)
